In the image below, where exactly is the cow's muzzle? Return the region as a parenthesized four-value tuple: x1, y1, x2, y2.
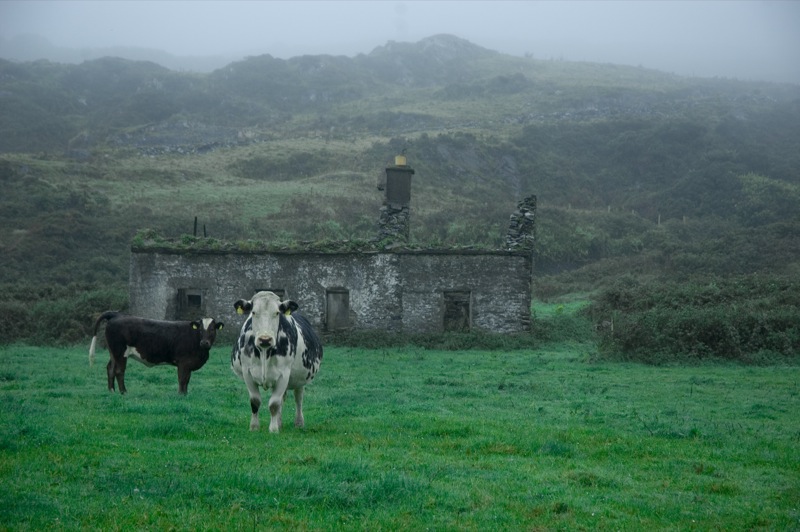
(200, 340, 211, 349)
(257, 335, 273, 348)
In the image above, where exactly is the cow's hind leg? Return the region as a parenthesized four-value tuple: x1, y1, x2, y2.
(106, 354, 128, 394)
(106, 358, 116, 392)
(105, 340, 129, 394)
(114, 356, 128, 394)
(293, 387, 305, 428)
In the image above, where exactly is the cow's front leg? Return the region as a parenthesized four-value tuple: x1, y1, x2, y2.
(177, 365, 191, 395)
(268, 377, 289, 433)
(293, 387, 305, 428)
(243, 374, 262, 431)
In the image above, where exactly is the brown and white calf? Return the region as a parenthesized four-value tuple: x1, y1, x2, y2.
(89, 311, 223, 395)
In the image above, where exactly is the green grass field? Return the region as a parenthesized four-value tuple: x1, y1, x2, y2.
(1, 342, 798, 530)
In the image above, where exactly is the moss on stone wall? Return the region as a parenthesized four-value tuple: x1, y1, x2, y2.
(131, 228, 517, 255)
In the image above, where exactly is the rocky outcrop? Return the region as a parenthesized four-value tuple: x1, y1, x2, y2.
(109, 120, 256, 155)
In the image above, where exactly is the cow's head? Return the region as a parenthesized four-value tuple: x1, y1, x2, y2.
(236, 291, 298, 351)
(191, 318, 224, 350)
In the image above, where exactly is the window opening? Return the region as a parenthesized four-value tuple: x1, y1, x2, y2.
(326, 288, 350, 331)
(187, 293, 202, 309)
(176, 288, 204, 320)
(443, 291, 471, 332)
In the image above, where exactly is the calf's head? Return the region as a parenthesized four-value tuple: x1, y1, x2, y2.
(191, 318, 224, 349)
(235, 291, 298, 351)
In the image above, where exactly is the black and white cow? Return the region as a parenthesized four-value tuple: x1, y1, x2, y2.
(230, 291, 323, 433)
(89, 311, 224, 395)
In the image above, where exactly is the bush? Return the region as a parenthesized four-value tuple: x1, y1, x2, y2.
(532, 305, 595, 344)
(587, 275, 800, 363)
(0, 283, 128, 345)
(0, 300, 34, 344)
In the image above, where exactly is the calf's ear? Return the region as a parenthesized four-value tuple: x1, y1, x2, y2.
(190, 321, 200, 330)
(216, 322, 224, 330)
(234, 299, 253, 315)
(280, 300, 299, 316)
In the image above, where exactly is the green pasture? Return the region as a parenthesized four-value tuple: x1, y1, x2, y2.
(1, 342, 798, 530)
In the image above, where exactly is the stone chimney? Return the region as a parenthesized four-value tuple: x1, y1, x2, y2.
(377, 155, 415, 243)
(505, 195, 537, 252)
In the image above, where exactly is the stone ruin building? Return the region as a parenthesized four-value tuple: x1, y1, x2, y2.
(129, 157, 537, 335)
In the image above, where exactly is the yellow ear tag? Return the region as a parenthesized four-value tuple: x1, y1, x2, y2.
(192, 323, 198, 330)
(236, 308, 243, 315)
(284, 310, 292, 316)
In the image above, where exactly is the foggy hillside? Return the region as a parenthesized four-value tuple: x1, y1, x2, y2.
(3, 1, 799, 85)
(0, 33, 238, 73)
(0, 35, 799, 347)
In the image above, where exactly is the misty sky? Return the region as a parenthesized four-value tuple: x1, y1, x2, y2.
(1, 0, 798, 84)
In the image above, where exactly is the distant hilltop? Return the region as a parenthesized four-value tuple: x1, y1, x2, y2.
(0, 33, 495, 74)
(1, 33, 246, 73)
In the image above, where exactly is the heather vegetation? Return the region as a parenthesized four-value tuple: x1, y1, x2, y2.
(587, 275, 800, 363)
(1, 35, 798, 361)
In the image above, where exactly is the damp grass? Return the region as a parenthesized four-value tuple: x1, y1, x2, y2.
(1, 343, 798, 530)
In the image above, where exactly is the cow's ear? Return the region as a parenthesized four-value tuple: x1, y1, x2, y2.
(191, 321, 200, 330)
(234, 299, 252, 315)
(216, 322, 224, 330)
(280, 300, 299, 316)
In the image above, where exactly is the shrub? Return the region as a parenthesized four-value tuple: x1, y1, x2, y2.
(0, 283, 128, 345)
(532, 305, 595, 344)
(0, 300, 34, 344)
(587, 275, 800, 363)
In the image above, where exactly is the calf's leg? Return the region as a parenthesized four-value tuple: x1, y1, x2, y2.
(177, 365, 191, 395)
(106, 358, 116, 392)
(108, 354, 128, 394)
(115, 357, 128, 394)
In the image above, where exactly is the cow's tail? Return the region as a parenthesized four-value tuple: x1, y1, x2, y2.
(89, 311, 120, 366)
(89, 336, 97, 366)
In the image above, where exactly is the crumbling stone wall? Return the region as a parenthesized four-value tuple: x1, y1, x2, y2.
(505, 195, 537, 252)
(129, 249, 532, 335)
(129, 162, 537, 335)
(377, 163, 414, 243)
(377, 204, 410, 242)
